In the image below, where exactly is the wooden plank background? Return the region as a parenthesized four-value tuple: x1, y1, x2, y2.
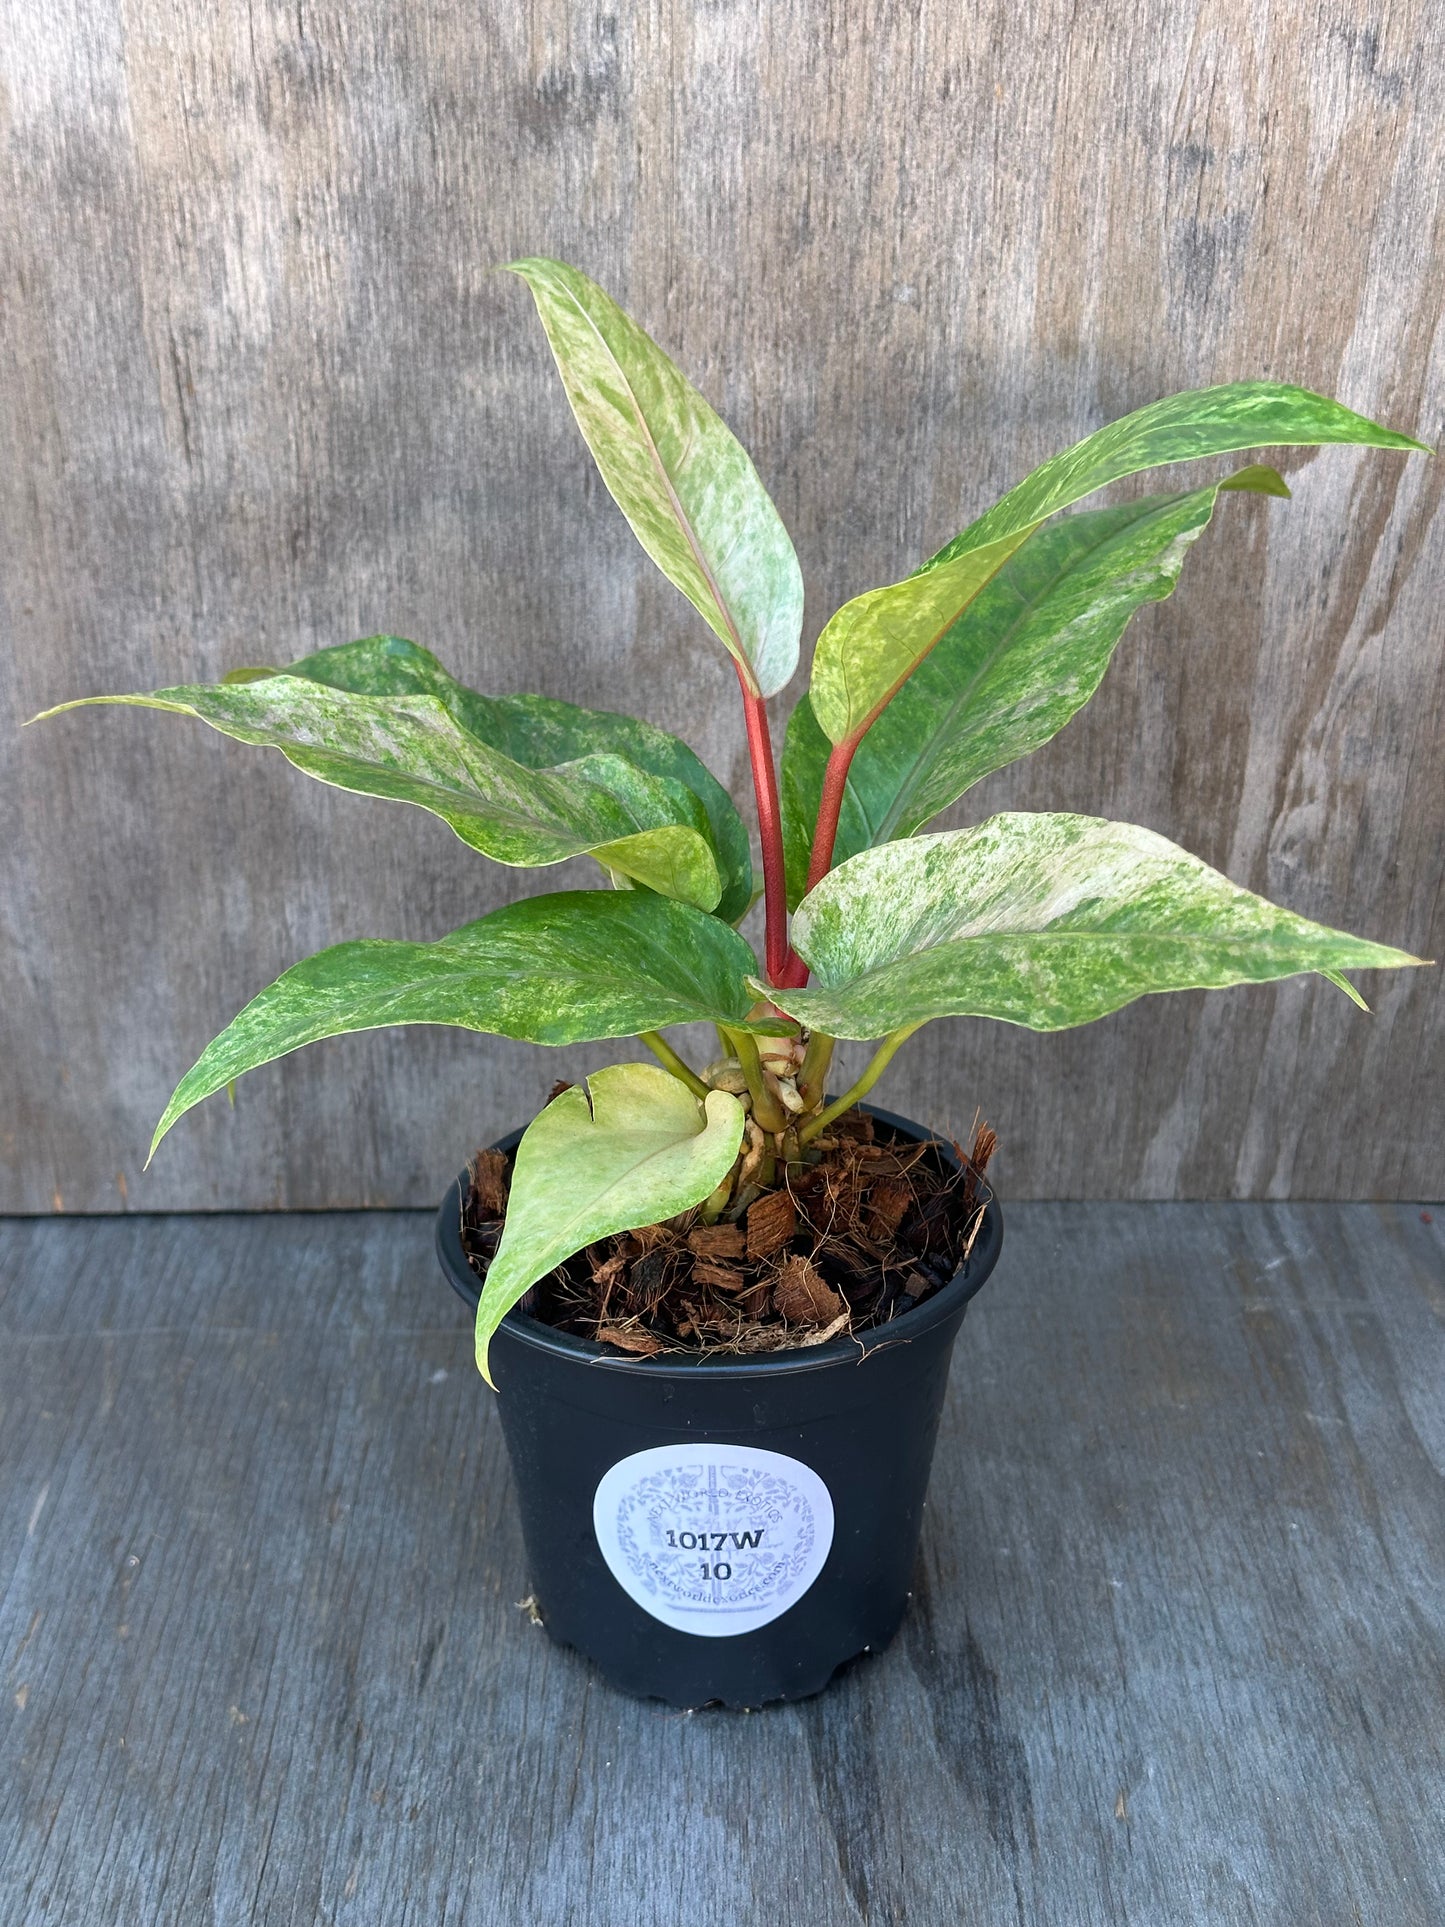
(2, 0, 1441, 1211)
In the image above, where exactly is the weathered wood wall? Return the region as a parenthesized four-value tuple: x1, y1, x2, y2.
(3, 0, 1441, 1211)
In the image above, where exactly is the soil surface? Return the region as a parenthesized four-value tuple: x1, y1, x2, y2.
(459, 1107, 996, 1358)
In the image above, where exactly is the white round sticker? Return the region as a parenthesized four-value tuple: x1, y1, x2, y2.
(592, 1442, 835, 1637)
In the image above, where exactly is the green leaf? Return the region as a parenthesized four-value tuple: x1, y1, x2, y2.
(37, 651, 729, 911)
(475, 1064, 746, 1383)
(508, 257, 804, 698)
(282, 634, 752, 923)
(781, 468, 1287, 905)
(809, 383, 1427, 745)
(149, 890, 782, 1157)
(761, 813, 1425, 1039)
(952, 387, 1425, 555)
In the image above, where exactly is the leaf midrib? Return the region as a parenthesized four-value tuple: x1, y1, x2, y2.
(802, 923, 1387, 995)
(303, 923, 750, 1020)
(550, 278, 753, 680)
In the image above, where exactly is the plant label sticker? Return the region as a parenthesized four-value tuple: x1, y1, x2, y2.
(592, 1442, 835, 1637)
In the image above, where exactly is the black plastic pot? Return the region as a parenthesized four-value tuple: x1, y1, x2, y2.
(435, 1104, 1003, 1707)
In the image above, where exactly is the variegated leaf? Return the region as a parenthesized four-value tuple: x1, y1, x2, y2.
(476, 1064, 746, 1383)
(509, 258, 803, 697)
(760, 814, 1425, 1038)
(809, 383, 1426, 745)
(780, 469, 1285, 904)
(150, 890, 779, 1157)
(238, 635, 753, 923)
(38, 659, 727, 910)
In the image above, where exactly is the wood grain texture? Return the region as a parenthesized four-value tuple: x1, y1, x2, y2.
(1, 1202, 1443, 1922)
(2, 0, 1442, 1209)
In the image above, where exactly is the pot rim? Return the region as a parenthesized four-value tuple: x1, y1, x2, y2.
(436, 1103, 1002, 1380)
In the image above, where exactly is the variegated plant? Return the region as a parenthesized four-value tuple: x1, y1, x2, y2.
(38, 259, 1430, 1380)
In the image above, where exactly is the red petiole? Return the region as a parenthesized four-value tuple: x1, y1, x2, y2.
(738, 676, 880, 993)
(772, 732, 862, 989)
(736, 667, 790, 986)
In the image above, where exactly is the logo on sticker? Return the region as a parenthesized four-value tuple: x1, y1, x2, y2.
(592, 1442, 835, 1637)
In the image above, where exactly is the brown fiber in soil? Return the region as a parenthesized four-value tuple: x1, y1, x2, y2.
(459, 1109, 996, 1359)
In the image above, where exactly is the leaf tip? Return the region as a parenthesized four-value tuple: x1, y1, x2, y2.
(474, 1318, 499, 1390)
(23, 699, 78, 727)
(1321, 969, 1370, 1012)
(499, 255, 565, 288)
(1220, 463, 1292, 500)
(147, 1088, 191, 1165)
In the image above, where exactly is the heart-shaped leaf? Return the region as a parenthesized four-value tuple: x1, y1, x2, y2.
(781, 469, 1285, 904)
(256, 635, 753, 922)
(39, 658, 728, 910)
(761, 814, 1425, 1037)
(809, 384, 1427, 745)
(149, 890, 781, 1157)
(476, 1064, 746, 1383)
(509, 258, 803, 698)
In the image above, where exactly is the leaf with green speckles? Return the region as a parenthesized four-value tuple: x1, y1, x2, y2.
(808, 385, 1427, 746)
(508, 257, 803, 698)
(780, 469, 1287, 905)
(36, 642, 739, 912)
(257, 634, 752, 922)
(761, 815, 1426, 1038)
(149, 890, 781, 1158)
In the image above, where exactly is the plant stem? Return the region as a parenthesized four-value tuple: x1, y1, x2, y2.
(773, 735, 862, 989)
(699, 1173, 734, 1223)
(722, 1025, 790, 1133)
(797, 1025, 923, 1145)
(796, 1029, 836, 1111)
(639, 1031, 710, 1099)
(736, 667, 789, 985)
(805, 736, 859, 897)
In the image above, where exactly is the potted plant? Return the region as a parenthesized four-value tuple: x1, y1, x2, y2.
(38, 259, 1427, 1707)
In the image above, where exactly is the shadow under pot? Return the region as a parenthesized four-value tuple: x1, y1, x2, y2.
(434, 1103, 1004, 1709)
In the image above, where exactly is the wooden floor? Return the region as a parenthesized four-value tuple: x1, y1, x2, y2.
(1, 1202, 1441, 1926)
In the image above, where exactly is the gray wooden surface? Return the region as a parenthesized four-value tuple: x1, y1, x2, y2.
(2, 1200, 1442, 1924)
(3, 0, 1443, 1211)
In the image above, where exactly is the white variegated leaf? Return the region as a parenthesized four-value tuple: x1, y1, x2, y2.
(781, 470, 1286, 904)
(809, 384, 1426, 745)
(510, 258, 803, 697)
(760, 815, 1425, 1038)
(37, 660, 726, 910)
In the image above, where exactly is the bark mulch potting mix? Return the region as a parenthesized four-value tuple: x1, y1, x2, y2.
(460, 1105, 997, 1359)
